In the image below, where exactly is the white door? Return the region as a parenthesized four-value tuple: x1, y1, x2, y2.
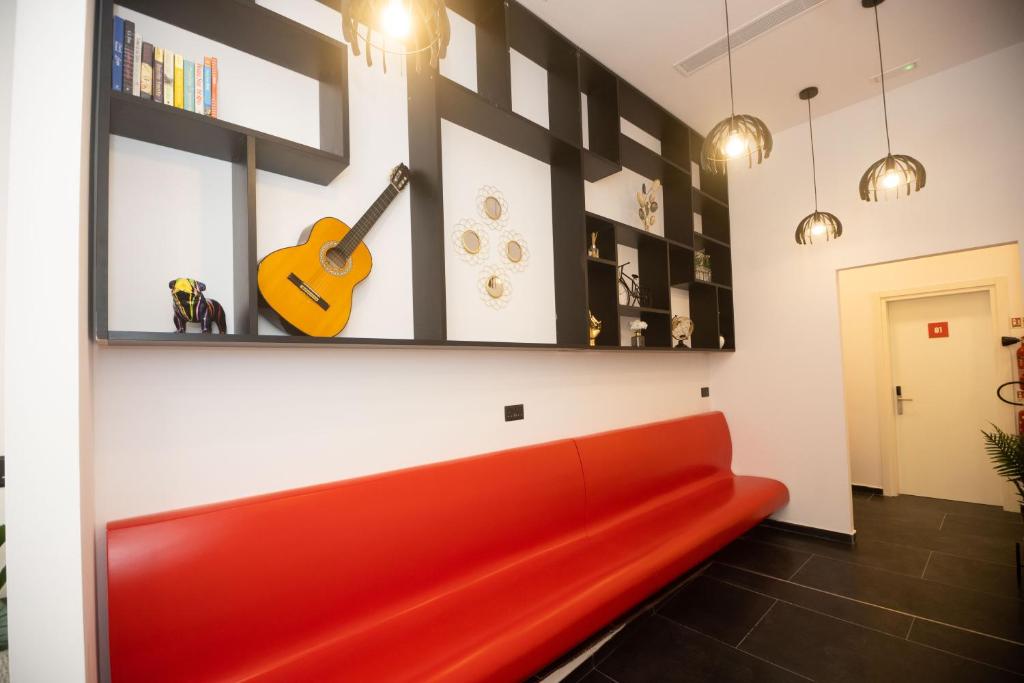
(888, 290, 1005, 505)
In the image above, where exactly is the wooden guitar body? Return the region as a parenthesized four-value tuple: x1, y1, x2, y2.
(257, 217, 372, 337)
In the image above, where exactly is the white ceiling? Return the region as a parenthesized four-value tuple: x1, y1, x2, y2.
(516, 0, 1024, 135)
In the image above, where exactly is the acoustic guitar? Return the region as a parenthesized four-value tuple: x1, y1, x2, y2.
(258, 163, 410, 337)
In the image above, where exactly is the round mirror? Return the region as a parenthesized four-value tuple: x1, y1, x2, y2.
(485, 275, 504, 299)
(483, 196, 503, 220)
(461, 229, 481, 254)
(506, 240, 523, 263)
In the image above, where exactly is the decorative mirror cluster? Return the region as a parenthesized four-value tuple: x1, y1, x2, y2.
(452, 186, 529, 309)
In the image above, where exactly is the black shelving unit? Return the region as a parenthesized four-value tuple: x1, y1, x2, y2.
(91, 0, 733, 352)
(91, 0, 350, 339)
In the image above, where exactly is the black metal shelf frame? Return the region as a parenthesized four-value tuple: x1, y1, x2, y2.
(92, 0, 733, 352)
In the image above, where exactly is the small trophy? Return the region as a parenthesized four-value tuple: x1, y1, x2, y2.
(588, 232, 600, 258)
(588, 310, 602, 347)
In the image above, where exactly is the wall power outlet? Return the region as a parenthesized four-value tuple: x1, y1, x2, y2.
(504, 404, 524, 422)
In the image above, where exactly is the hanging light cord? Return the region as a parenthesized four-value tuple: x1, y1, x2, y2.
(873, 4, 892, 154)
(807, 99, 819, 211)
(724, 0, 736, 118)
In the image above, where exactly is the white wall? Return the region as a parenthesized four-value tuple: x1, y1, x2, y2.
(712, 42, 1024, 534)
(838, 244, 1022, 489)
(4, 0, 96, 680)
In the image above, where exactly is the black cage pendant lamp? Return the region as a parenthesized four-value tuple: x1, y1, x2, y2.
(700, 0, 773, 176)
(859, 0, 925, 201)
(795, 87, 842, 245)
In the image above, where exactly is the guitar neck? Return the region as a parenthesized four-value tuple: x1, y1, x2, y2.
(338, 184, 400, 256)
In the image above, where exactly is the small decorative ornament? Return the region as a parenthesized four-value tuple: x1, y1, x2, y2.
(498, 230, 530, 273)
(476, 186, 508, 229)
(695, 250, 712, 283)
(636, 179, 661, 232)
(169, 278, 226, 334)
(588, 310, 602, 347)
(478, 266, 512, 309)
(452, 219, 489, 264)
(629, 319, 648, 348)
(719, 335, 727, 349)
(671, 315, 694, 349)
(588, 231, 600, 258)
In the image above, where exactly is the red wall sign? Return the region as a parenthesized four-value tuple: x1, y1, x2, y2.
(928, 321, 949, 338)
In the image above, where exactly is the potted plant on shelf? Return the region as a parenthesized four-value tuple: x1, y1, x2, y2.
(980, 424, 1024, 523)
(630, 320, 648, 348)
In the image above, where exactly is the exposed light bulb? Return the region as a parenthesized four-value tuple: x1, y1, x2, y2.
(882, 169, 901, 189)
(810, 222, 826, 237)
(380, 0, 411, 39)
(723, 133, 746, 159)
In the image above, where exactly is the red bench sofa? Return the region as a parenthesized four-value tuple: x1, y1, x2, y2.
(106, 412, 788, 682)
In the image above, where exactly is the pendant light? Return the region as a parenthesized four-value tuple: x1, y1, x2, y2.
(700, 0, 773, 176)
(795, 87, 842, 245)
(340, 0, 451, 73)
(859, 0, 925, 201)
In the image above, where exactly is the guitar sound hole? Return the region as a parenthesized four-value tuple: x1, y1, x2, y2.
(320, 243, 354, 277)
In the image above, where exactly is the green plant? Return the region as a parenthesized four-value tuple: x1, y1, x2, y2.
(981, 424, 1024, 506)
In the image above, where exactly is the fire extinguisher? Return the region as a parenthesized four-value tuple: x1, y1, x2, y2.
(1018, 341, 1024, 435)
(999, 335, 1024, 434)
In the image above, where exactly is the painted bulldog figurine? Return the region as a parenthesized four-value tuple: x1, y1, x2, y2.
(169, 278, 227, 334)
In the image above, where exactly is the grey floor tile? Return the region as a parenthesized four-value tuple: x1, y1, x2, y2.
(597, 613, 806, 683)
(711, 537, 812, 580)
(923, 550, 1024, 600)
(792, 555, 1024, 642)
(657, 575, 775, 646)
(908, 618, 1024, 676)
(746, 525, 932, 577)
(705, 562, 914, 638)
(740, 601, 1019, 682)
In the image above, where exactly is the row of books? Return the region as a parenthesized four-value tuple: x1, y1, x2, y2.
(112, 16, 218, 118)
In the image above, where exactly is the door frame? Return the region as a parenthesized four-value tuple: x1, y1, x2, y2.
(873, 278, 1009, 497)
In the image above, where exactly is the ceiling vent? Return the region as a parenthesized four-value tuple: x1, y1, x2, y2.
(674, 0, 827, 77)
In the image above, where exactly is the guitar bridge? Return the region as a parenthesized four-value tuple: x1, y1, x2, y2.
(287, 273, 330, 311)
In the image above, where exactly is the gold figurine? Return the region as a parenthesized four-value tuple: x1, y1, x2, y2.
(588, 310, 602, 347)
(588, 232, 600, 258)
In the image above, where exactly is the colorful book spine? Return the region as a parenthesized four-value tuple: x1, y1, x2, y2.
(210, 57, 218, 119)
(203, 58, 212, 116)
(122, 20, 134, 95)
(184, 60, 195, 112)
(112, 16, 124, 92)
(163, 51, 175, 106)
(140, 42, 153, 99)
(173, 54, 184, 108)
(131, 31, 142, 96)
(194, 62, 204, 114)
(153, 47, 164, 103)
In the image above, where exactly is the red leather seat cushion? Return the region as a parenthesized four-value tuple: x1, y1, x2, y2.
(107, 440, 586, 683)
(573, 413, 734, 526)
(246, 476, 787, 683)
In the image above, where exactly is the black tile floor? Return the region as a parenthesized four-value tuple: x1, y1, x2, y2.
(563, 491, 1024, 682)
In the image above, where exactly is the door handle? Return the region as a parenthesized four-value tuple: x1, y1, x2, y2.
(895, 385, 913, 415)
